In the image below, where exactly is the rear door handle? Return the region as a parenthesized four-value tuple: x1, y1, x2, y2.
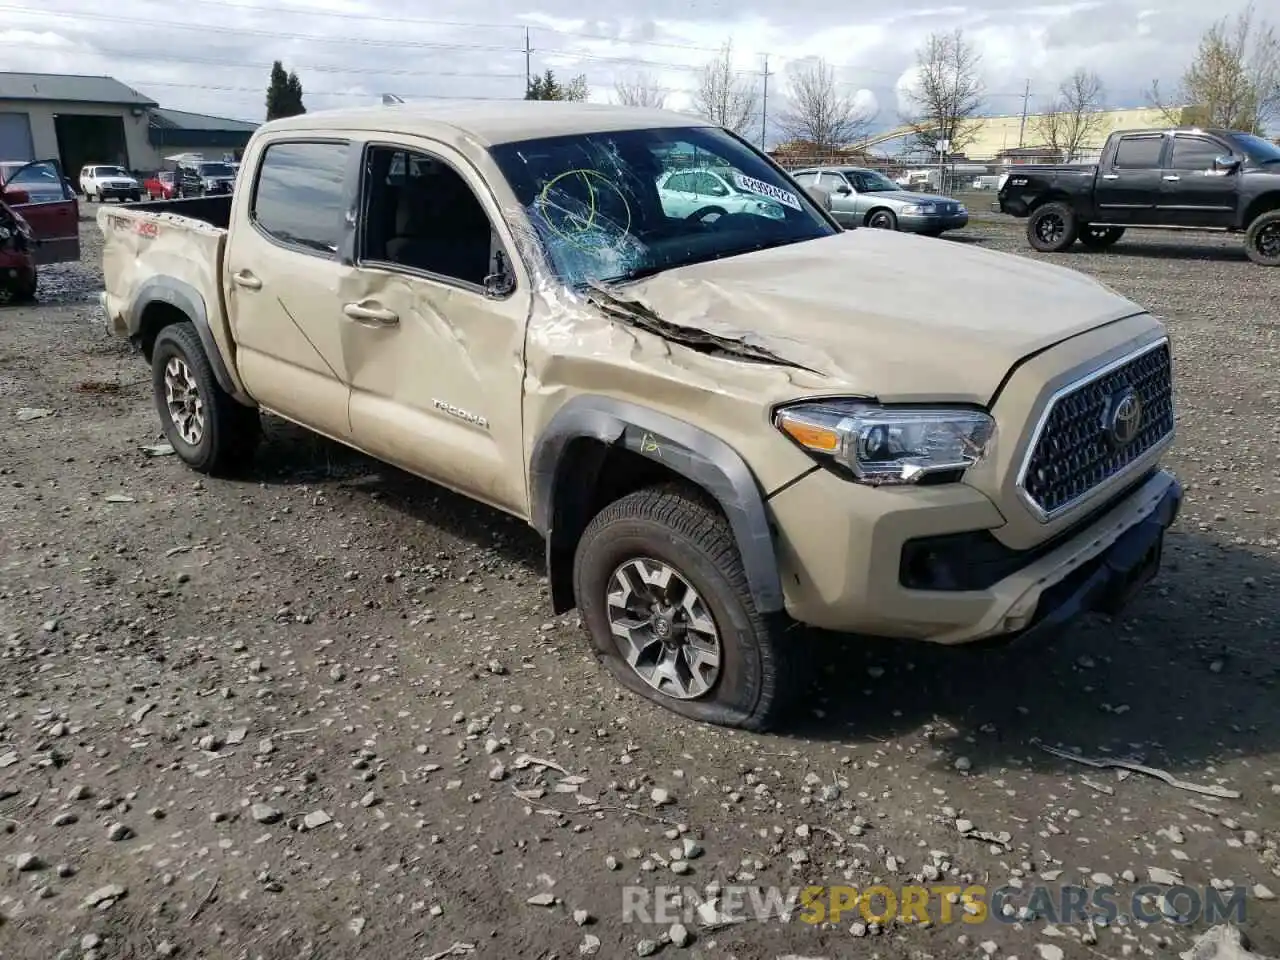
(1162, 174, 1180, 181)
(343, 302, 400, 326)
(232, 270, 262, 290)
(1101, 174, 1120, 180)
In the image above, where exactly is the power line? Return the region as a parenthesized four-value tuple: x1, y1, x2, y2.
(0, 41, 524, 81)
(126, 78, 526, 101)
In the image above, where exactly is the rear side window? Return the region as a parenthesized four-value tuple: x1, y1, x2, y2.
(251, 141, 350, 255)
(1113, 136, 1164, 169)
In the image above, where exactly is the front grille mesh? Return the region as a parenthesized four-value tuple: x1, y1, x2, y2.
(1021, 342, 1173, 517)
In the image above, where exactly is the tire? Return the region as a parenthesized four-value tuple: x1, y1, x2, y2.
(573, 485, 800, 731)
(1244, 210, 1280, 267)
(130, 192, 141, 203)
(687, 205, 727, 223)
(1079, 225, 1125, 249)
(1026, 201, 1078, 252)
(867, 209, 897, 230)
(151, 322, 260, 475)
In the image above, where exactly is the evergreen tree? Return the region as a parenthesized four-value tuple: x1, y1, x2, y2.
(525, 69, 588, 101)
(266, 60, 307, 120)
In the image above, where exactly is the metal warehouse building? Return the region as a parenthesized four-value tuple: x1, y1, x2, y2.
(0, 72, 258, 176)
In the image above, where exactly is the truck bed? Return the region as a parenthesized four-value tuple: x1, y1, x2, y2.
(119, 194, 233, 229)
(98, 198, 237, 381)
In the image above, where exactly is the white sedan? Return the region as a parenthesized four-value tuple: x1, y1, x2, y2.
(656, 168, 786, 223)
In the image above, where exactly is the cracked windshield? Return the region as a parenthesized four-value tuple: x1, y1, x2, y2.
(3, 0, 1279, 958)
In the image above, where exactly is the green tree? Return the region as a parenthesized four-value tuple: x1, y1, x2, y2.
(525, 69, 588, 101)
(266, 60, 307, 120)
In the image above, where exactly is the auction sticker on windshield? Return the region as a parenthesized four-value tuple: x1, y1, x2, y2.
(732, 173, 802, 211)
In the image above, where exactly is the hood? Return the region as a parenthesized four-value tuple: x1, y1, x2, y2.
(604, 230, 1145, 404)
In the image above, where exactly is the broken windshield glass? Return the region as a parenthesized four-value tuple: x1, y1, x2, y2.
(489, 125, 835, 289)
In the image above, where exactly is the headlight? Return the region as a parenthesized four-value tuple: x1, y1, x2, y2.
(901, 203, 937, 215)
(956, 204, 967, 213)
(774, 401, 995, 484)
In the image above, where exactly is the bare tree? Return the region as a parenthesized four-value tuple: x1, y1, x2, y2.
(1146, 1, 1280, 132)
(775, 58, 877, 152)
(1034, 69, 1107, 161)
(691, 39, 759, 135)
(900, 29, 985, 155)
(613, 71, 668, 109)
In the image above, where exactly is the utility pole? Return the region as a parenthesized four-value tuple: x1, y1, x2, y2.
(760, 54, 770, 149)
(1017, 79, 1031, 147)
(524, 28, 532, 96)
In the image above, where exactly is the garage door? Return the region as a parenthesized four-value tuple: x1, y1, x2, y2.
(0, 112, 35, 162)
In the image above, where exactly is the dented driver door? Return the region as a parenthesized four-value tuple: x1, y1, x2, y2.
(339, 137, 533, 518)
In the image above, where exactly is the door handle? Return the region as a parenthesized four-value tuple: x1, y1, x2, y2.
(1162, 174, 1181, 181)
(232, 271, 262, 290)
(1101, 174, 1120, 180)
(343, 302, 400, 326)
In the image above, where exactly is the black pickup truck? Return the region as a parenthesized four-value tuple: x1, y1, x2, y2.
(996, 127, 1280, 265)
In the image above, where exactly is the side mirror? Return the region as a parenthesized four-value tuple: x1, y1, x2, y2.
(1214, 155, 1242, 173)
(2, 188, 30, 205)
(834, 184, 852, 196)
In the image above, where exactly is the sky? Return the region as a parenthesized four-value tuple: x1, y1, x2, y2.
(0, 0, 1258, 141)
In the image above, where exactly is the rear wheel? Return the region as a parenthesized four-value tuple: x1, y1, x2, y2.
(1026, 201, 1079, 252)
(687, 206, 727, 224)
(151, 322, 260, 475)
(1079, 225, 1125, 249)
(573, 486, 799, 731)
(1244, 210, 1280, 266)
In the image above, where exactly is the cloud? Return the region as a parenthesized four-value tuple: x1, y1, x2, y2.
(0, 0, 1260, 135)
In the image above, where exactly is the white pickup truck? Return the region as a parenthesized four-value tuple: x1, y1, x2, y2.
(98, 102, 1182, 730)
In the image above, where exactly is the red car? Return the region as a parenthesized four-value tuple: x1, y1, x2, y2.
(0, 159, 82, 303)
(143, 171, 177, 200)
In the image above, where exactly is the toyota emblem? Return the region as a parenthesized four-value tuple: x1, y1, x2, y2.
(1105, 387, 1143, 447)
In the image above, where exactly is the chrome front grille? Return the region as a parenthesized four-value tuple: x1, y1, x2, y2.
(1018, 339, 1174, 520)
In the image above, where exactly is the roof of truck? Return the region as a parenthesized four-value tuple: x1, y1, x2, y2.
(258, 100, 711, 146)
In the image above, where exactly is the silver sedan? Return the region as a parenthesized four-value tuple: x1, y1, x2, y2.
(790, 166, 968, 236)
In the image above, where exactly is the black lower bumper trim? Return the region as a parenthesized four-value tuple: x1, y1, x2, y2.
(986, 474, 1182, 647)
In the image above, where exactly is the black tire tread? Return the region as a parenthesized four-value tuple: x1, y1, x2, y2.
(1078, 225, 1124, 249)
(1026, 201, 1078, 253)
(577, 484, 798, 732)
(152, 321, 260, 476)
(1244, 210, 1280, 267)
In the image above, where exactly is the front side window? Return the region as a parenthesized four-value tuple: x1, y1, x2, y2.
(1168, 137, 1222, 170)
(358, 145, 497, 288)
(489, 125, 836, 288)
(251, 141, 350, 255)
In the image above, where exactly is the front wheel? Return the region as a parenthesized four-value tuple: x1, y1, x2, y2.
(1026, 201, 1079, 252)
(573, 486, 799, 731)
(1079, 225, 1125, 249)
(867, 209, 897, 230)
(151, 322, 261, 475)
(1244, 210, 1280, 266)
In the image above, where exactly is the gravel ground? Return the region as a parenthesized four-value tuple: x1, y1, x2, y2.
(1, 213, 1278, 960)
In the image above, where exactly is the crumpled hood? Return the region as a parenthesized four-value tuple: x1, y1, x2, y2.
(608, 229, 1146, 404)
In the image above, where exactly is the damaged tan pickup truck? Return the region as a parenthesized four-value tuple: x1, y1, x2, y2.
(98, 102, 1182, 731)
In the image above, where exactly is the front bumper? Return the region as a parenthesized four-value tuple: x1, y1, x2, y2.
(900, 212, 969, 233)
(768, 467, 1181, 644)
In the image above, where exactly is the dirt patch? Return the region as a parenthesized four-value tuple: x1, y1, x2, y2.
(1, 220, 1278, 960)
